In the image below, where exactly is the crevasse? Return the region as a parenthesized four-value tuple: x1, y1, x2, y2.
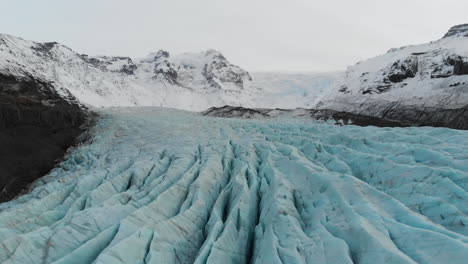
(0, 108, 467, 264)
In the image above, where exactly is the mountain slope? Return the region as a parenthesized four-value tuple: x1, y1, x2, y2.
(0, 72, 91, 202)
(0, 34, 255, 111)
(317, 24, 468, 127)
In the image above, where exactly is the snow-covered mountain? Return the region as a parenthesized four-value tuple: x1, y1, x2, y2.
(0, 34, 255, 110)
(318, 24, 468, 126)
(206, 29, 468, 129)
(1, 24, 467, 127)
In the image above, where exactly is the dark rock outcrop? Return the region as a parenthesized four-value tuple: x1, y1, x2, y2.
(151, 50, 179, 84)
(31, 41, 59, 54)
(121, 61, 138, 75)
(202, 50, 252, 89)
(356, 102, 468, 130)
(154, 61, 178, 84)
(0, 73, 92, 202)
(453, 57, 468, 75)
(82, 55, 138, 75)
(203, 105, 468, 130)
(443, 24, 468, 38)
(387, 56, 418, 83)
(358, 56, 418, 95)
(432, 56, 468, 78)
(203, 106, 269, 119)
(203, 105, 410, 127)
(361, 85, 392, 95)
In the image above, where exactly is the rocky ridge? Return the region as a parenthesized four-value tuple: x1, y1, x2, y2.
(317, 24, 468, 129)
(0, 72, 92, 202)
(0, 33, 254, 110)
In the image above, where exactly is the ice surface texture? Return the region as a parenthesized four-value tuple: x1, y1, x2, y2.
(0, 108, 467, 264)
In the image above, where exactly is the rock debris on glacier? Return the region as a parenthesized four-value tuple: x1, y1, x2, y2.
(0, 108, 467, 264)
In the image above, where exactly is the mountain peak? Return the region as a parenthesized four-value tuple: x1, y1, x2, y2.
(443, 23, 468, 38)
(155, 49, 170, 59)
(140, 49, 170, 63)
(0, 33, 255, 110)
(204, 49, 224, 57)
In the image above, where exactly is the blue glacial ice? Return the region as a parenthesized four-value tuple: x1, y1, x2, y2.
(0, 107, 467, 264)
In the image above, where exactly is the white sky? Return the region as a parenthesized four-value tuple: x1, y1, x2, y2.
(2, 0, 468, 71)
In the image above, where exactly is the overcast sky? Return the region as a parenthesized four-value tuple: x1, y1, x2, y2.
(2, 0, 468, 71)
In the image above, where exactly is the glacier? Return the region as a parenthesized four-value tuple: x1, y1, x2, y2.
(0, 108, 467, 264)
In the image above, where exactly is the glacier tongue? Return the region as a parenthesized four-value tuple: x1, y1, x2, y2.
(0, 108, 467, 264)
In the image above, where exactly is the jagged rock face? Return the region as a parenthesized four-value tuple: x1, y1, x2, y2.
(358, 56, 419, 94)
(318, 24, 468, 125)
(0, 73, 91, 202)
(346, 49, 468, 96)
(443, 24, 468, 38)
(150, 50, 178, 84)
(0, 34, 255, 110)
(453, 56, 468, 75)
(203, 105, 270, 119)
(140, 49, 253, 91)
(431, 55, 468, 78)
(431, 56, 458, 78)
(202, 50, 253, 89)
(387, 56, 418, 83)
(84, 56, 139, 75)
(31, 41, 59, 54)
(154, 61, 178, 84)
